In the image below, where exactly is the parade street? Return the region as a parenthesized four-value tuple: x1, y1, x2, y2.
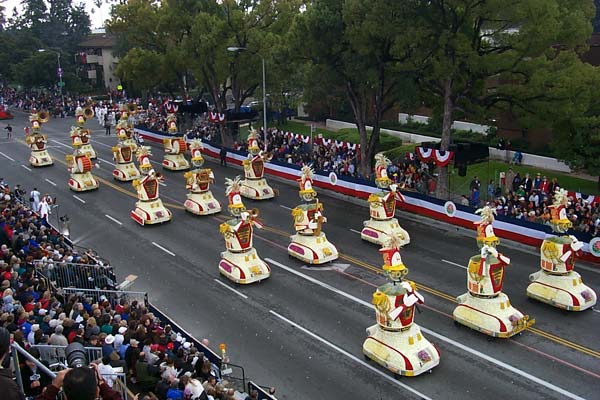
(2, 112, 599, 400)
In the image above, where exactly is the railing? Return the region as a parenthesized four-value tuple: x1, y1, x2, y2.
(247, 381, 277, 400)
(12, 343, 129, 400)
(59, 287, 148, 309)
(32, 344, 103, 366)
(34, 259, 118, 291)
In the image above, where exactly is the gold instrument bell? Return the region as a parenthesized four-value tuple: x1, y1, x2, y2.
(38, 110, 50, 123)
(83, 107, 94, 120)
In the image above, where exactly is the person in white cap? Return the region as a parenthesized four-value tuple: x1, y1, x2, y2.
(27, 324, 40, 345)
(114, 326, 127, 351)
(102, 334, 116, 358)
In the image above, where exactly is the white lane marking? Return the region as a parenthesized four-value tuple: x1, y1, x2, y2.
(441, 259, 467, 270)
(50, 139, 72, 149)
(98, 158, 114, 164)
(265, 257, 586, 400)
(44, 178, 57, 187)
(350, 228, 362, 234)
(105, 214, 123, 226)
(90, 139, 114, 149)
(592, 309, 600, 314)
(21, 164, 32, 172)
(159, 182, 167, 187)
(213, 279, 248, 299)
(269, 310, 433, 400)
(0, 151, 15, 161)
(72, 195, 86, 204)
(152, 241, 176, 257)
(279, 205, 293, 211)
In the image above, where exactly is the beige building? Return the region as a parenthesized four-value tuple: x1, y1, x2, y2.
(77, 32, 119, 90)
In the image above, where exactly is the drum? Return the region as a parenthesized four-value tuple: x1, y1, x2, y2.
(173, 138, 186, 153)
(76, 155, 92, 172)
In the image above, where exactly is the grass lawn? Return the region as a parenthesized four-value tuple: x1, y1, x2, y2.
(450, 161, 599, 196)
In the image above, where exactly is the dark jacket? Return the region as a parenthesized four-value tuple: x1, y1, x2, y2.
(35, 381, 122, 400)
(0, 368, 26, 400)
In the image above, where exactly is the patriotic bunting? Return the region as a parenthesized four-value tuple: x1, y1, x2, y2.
(415, 146, 454, 166)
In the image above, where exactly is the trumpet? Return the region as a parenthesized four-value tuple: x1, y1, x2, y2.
(127, 103, 138, 114)
(249, 208, 259, 218)
(38, 110, 50, 123)
(83, 107, 94, 120)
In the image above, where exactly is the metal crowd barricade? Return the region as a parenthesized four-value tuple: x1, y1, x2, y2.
(247, 381, 277, 400)
(14, 343, 129, 400)
(34, 259, 118, 291)
(59, 287, 149, 309)
(32, 344, 103, 366)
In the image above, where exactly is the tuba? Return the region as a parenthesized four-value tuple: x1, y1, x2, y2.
(127, 103, 138, 114)
(38, 111, 50, 123)
(83, 107, 94, 120)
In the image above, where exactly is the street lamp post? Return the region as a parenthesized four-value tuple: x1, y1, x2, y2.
(227, 46, 268, 152)
(38, 49, 65, 107)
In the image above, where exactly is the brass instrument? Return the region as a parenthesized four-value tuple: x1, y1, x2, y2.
(38, 111, 50, 123)
(83, 107, 94, 120)
(127, 103, 138, 114)
(249, 208, 259, 218)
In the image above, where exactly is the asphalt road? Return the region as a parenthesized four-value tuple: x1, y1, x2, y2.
(1, 112, 599, 400)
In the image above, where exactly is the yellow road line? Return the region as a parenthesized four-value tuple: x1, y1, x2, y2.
(18, 139, 600, 360)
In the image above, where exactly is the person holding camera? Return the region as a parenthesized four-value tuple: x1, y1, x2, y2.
(35, 363, 122, 400)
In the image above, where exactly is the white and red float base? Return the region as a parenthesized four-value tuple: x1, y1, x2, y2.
(288, 232, 338, 264)
(113, 162, 141, 182)
(130, 199, 172, 225)
(527, 270, 597, 311)
(361, 218, 410, 247)
(162, 154, 189, 171)
(184, 191, 221, 215)
(219, 248, 271, 284)
(80, 144, 97, 160)
(241, 178, 275, 200)
(363, 323, 440, 377)
(453, 292, 533, 338)
(68, 172, 99, 192)
(29, 150, 53, 167)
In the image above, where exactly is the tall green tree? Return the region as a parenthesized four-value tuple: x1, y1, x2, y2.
(184, 0, 300, 145)
(292, 0, 415, 176)
(409, 0, 595, 198)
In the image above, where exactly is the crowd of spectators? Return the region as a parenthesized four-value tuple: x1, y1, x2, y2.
(460, 169, 600, 236)
(0, 180, 265, 400)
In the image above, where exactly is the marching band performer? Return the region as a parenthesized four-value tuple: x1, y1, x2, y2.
(240, 129, 275, 200)
(527, 188, 597, 310)
(71, 106, 97, 159)
(453, 206, 533, 337)
(25, 109, 53, 167)
(287, 165, 338, 264)
(130, 168, 172, 225)
(363, 236, 440, 377)
(66, 135, 99, 192)
(183, 139, 221, 215)
(162, 114, 190, 171)
(218, 177, 270, 284)
(361, 153, 410, 246)
(135, 146, 153, 176)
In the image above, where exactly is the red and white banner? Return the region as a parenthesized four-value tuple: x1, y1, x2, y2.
(208, 112, 226, 123)
(415, 147, 433, 161)
(433, 149, 454, 167)
(416, 147, 454, 166)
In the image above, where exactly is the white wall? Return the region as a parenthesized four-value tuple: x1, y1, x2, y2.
(398, 113, 492, 135)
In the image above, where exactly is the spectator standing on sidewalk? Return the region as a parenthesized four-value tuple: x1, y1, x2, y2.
(4, 124, 12, 139)
(219, 147, 227, 167)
